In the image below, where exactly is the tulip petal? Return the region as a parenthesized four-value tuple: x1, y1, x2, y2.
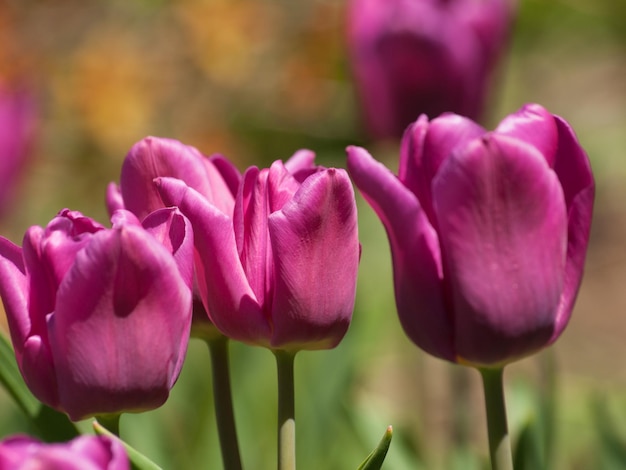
(433, 135, 568, 365)
(121, 137, 234, 219)
(48, 225, 192, 420)
(141, 207, 195, 289)
(268, 168, 359, 350)
(105, 182, 125, 215)
(400, 114, 484, 223)
(495, 104, 558, 167)
(346, 146, 454, 361)
(550, 116, 595, 341)
(0, 237, 29, 348)
(157, 177, 271, 345)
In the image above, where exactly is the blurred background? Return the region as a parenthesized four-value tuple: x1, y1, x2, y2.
(0, 0, 625, 468)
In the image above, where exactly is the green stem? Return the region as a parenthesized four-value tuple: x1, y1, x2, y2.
(479, 367, 513, 470)
(208, 337, 243, 470)
(96, 414, 121, 437)
(275, 350, 296, 470)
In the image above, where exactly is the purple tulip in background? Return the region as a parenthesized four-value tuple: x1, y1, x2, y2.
(157, 150, 360, 352)
(0, 81, 37, 216)
(347, 104, 594, 367)
(107, 136, 241, 336)
(0, 434, 128, 470)
(347, 0, 514, 140)
(0, 208, 193, 420)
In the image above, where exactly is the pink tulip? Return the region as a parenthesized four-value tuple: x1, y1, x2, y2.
(107, 136, 241, 336)
(347, 104, 594, 366)
(157, 151, 360, 351)
(0, 434, 128, 470)
(0, 81, 37, 216)
(107, 136, 240, 220)
(0, 208, 193, 420)
(347, 0, 514, 140)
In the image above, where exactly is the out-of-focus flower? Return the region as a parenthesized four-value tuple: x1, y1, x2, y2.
(0, 208, 193, 420)
(347, 0, 514, 140)
(158, 150, 360, 352)
(347, 104, 594, 367)
(0, 434, 128, 470)
(107, 136, 241, 338)
(0, 81, 37, 216)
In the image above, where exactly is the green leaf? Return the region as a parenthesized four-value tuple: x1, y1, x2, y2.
(357, 426, 393, 470)
(93, 420, 163, 470)
(513, 417, 544, 470)
(0, 330, 40, 418)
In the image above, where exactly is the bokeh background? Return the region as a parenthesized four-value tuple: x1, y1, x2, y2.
(0, 0, 625, 468)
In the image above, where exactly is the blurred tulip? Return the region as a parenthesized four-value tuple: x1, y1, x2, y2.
(108, 136, 241, 338)
(347, 0, 514, 140)
(0, 434, 128, 470)
(157, 150, 360, 352)
(347, 104, 594, 367)
(0, 208, 193, 420)
(0, 81, 37, 216)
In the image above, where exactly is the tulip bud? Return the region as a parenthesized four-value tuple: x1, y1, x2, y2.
(108, 136, 241, 338)
(346, 0, 514, 140)
(0, 434, 128, 470)
(157, 151, 360, 352)
(347, 104, 594, 367)
(0, 208, 193, 420)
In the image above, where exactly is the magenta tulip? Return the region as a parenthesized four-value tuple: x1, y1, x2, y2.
(0, 434, 128, 470)
(107, 136, 240, 221)
(347, 0, 514, 140)
(0, 81, 37, 216)
(107, 136, 241, 336)
(157, 151, 360, 351)
(0, 208, 193, 420)
(347, 104, 594, 367)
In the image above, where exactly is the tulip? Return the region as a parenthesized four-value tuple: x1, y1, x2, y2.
(108, 136, 248, 469)
(0, 434, 129, 470)
(0, 208, 193, 420)
(347, 103, 594, 367)
(157, 150, 360, 352)
(346, 0, 514, 140)
(0, 81, 37, 216)
(107, 136, 241, 336)
(107, 136, 240, 221)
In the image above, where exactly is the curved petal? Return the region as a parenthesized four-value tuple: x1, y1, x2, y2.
(346, 146, 453, 361)
(208, 154, 242, 202)
(268, 168, 359, 350)
(141, 207, 195, 289)
(0, 237, 29, 349)
(120, 137, 226, 219)
(495, 103, 558, 167)
(48, 226, 192, 420)
(105, 182, 125, 216)
(433, 135, 568, 365)
(399, 113, 485, 224)
(550, 115, 595, 342)
(157, 177, 271, 345)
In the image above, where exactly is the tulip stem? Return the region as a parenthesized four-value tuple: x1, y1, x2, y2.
(275, 350, 296, 470)
(96, 414, 121, 437)
(208, 337, 243, 470)
(479, 367, 513, 470)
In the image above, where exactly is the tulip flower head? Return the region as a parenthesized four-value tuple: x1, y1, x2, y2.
(0, 434, 129, 470)
(108, 136, 241, 340)
(347, 0, 514, 140)
(347, 104, 594, 367)
(0, 208, 193, 420)
(157, 150, 360, 352)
